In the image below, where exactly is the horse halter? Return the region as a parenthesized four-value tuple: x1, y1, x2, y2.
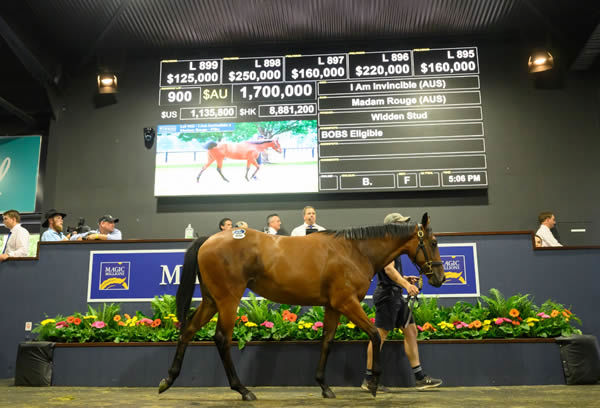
(411, 224, 443, 288)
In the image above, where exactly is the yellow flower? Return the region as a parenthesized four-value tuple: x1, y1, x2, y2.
(84, 315, 97, 320)
(483, 326, 490, 332)
(172, 317, 179, 323)
(526, 317, 539, 323)
(346, 322, 356, 329)
(483, 320, 491, 325)
(210, 317, 218, 322)
(167, 313, 176, 317)
(245, 322, 257, 328)
(528, 323, 535, 327)
(41, 319, 56, 326)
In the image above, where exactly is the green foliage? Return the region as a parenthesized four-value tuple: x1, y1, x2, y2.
(32, 290, 583, 349)
(151, 295, 177, 319)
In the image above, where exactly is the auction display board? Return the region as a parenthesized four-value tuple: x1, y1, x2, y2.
(156, 47, 486, 196)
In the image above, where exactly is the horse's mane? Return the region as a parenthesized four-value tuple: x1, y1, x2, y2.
(247, 139, 275, 145)
(321, 221, 429, 240)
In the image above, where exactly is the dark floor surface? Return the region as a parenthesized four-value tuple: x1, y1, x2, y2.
(2, 379, 600, 408)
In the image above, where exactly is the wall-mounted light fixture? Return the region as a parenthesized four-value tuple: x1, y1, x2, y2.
(97, 73, 118, 94)
(528, 50, 554, 73)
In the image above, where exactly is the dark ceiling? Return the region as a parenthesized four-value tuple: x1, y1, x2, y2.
(0, 0, 599, 134)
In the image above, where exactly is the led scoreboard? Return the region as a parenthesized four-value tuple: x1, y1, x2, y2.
(156, 47, 486, 196)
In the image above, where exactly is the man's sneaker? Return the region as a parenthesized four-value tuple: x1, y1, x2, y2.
(360, 378, 390, 393)
(414, 375, 442, 390)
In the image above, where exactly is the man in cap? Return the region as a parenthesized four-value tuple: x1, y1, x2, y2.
(0, 209, 30, 262)
(41, 209, 70, 241)
(72, 214, 122, 240)
(362, 212, 442, 392)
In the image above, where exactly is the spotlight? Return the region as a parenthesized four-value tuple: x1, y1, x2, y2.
(97, 73, 118, 94)
(528, 50, 554, 73)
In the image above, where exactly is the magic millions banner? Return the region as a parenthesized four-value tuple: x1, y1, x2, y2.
(89, 244, 479, 302)
(0, 136, 42, 213)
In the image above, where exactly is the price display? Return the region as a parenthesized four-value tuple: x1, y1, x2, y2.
(414, 47, 479, 76)
(222, 57, 284, 84)
(156, 46, 487, 196)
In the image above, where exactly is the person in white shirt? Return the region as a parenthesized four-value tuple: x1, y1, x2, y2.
(290, 206, 326, 236)
(535, 212, 562, 247)
(0, 209, 30, 261)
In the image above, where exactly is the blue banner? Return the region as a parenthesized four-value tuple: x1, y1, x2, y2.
(0, 136, 42, 212)
(366, 243, 480, 297)
(88, 250, 197, 302)
(89, 243, 479, 302)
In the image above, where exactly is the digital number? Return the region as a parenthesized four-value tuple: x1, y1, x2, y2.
(227, 70, 282, 82)
(455, 49, 475, 59)
(264, 104, 316, 116)
(419, 61, 477, 74)
(167, 90, 193, 103)
(355, 64, 410, 77)
(183, 107, 236, 119)
(166, 72, 219, 85)
(390, 52, 410, 61)
(290, 67, 346, 80)
(239, 83, 314, 101)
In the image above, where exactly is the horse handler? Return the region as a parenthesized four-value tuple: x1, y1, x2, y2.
(362, 212, 443, 392)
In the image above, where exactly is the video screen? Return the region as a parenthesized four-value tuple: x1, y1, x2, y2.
(154, 120, 318, 196)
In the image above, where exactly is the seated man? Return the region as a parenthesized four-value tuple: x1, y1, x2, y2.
(72, 214, 122, 240)
(290, 206, 325, 236)
(1, 209, 30, 261)
(41, 209, 70, 241)
(536, 212, 562, 247)
(265, 213, 288, 235)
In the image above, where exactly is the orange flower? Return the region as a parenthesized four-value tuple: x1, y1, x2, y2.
(470, 320, 482, 329)
(113, 315, 121, 322)
(509, 309, 520, 318)
(551, 310, 560, 318)
(564, 309, 572, 316)
(151, 319, 161, 328)
(118, 321, 126, 326)
(288, 313, 297, 322)
(512, 320, 520, 326)
(422, 322, 437, 332)
(241, 315, 248, 323)
(124, 313, 131, 320)
(562, 311, 569, 318)
(73, 318, 81, 326)
(66, 316, 75, 324)
(282, 310, 290, 317)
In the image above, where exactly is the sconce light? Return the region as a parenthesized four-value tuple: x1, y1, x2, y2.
(528, 50, 554, 73)
(97, 73, 118, 94)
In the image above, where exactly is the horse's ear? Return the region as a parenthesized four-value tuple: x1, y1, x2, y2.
(421, 212, 429, 227)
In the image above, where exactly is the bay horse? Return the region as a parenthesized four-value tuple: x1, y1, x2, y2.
(158, 213, 445, 400)
(195, 138, 282, 183)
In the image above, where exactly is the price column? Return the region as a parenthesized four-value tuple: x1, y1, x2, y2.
(414, 47, 479, 76)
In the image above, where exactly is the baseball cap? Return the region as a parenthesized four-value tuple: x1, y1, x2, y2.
(98, 214, 119, 223)
(384, 213, 410, 224)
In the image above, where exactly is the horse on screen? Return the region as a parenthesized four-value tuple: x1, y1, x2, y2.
(195, 137, 281, 182)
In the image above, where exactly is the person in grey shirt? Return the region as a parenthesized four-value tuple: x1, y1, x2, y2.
(72, 214, 122, 240)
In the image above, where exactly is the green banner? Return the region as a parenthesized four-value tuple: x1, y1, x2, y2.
(0, 136, 42, 212)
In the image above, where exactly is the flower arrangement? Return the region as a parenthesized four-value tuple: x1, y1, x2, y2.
(33, 289, 581, 349)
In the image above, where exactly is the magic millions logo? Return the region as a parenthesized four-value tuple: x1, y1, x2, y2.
(99, 262, 130, 290)
(442, 256, 466, 285)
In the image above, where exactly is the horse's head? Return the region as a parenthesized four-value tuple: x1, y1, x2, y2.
(408, 213, 445, 287)
(269, 137, 282, 153)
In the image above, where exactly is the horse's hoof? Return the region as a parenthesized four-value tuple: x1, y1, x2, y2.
(158, 378, 171, 394)
(322, 388, 336, 399)
(242, 391, 257, 401)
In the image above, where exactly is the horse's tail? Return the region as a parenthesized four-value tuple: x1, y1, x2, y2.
(176, 237, 208, 328)
(203, 141, 218, 150)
